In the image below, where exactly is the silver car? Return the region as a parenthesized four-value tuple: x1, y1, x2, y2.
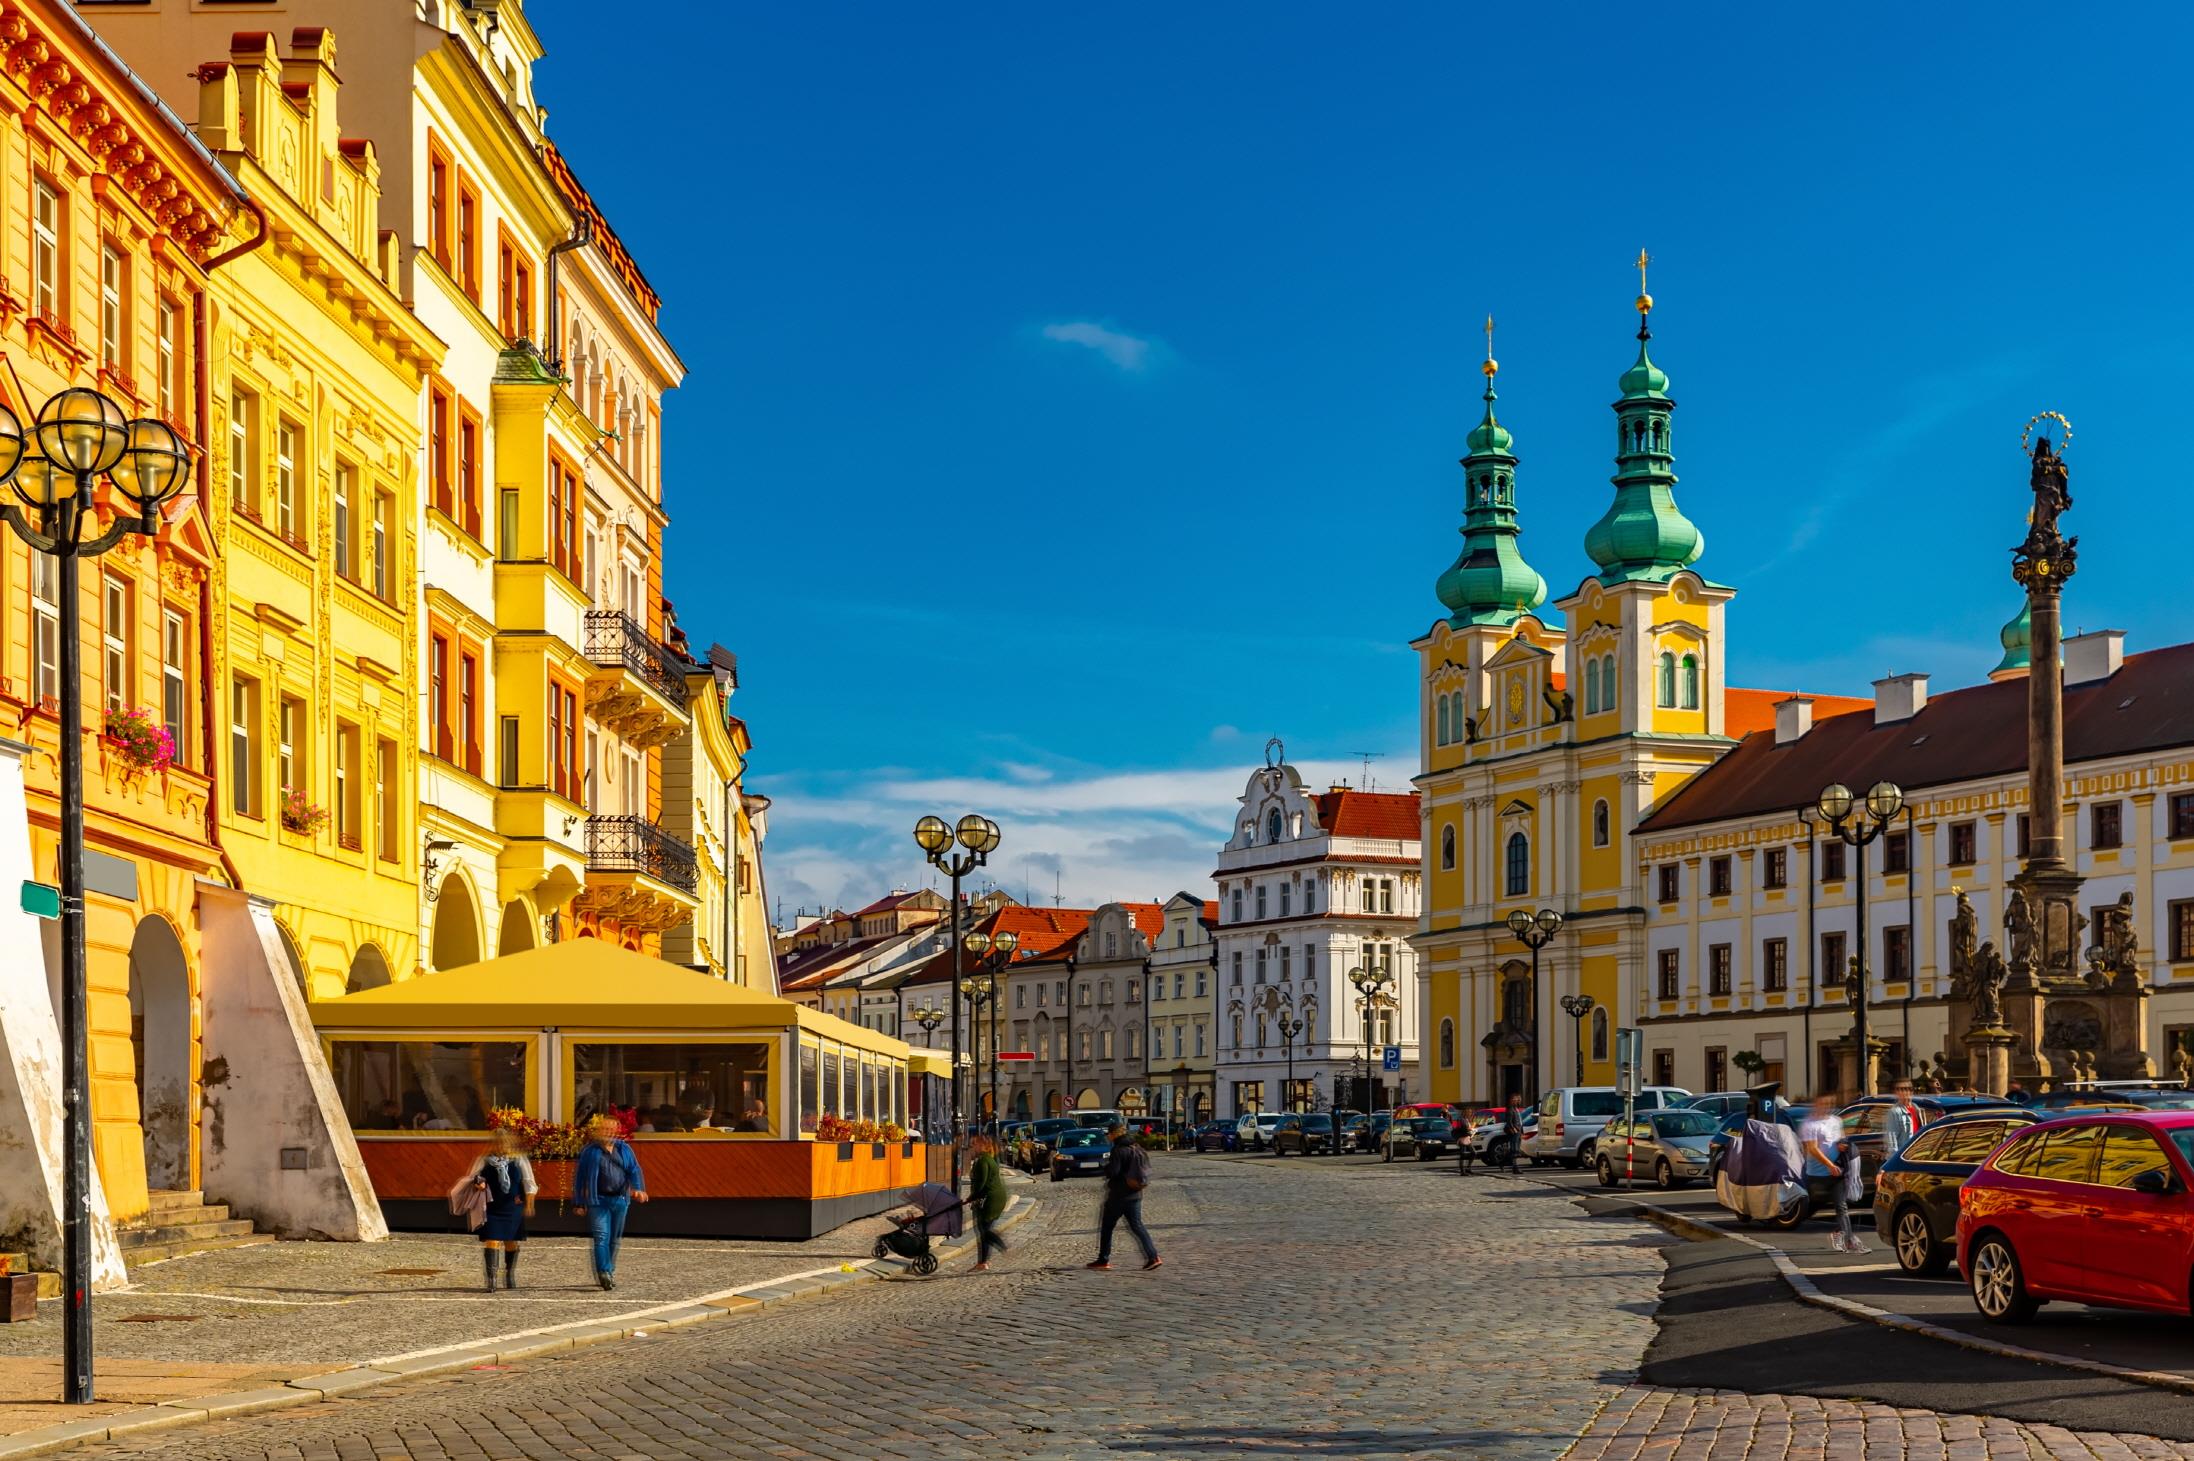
(1594, 1108, 1720, 1189)
(1527, 1086, 1692, 1167)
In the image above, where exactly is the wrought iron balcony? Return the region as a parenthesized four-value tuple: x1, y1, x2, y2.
(583, 610, 690, 709)
(584, 815, 699, 895)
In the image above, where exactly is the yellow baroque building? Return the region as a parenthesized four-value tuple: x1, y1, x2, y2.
(197, 31, 443, 999)
(1411, 292, 1854, 1107)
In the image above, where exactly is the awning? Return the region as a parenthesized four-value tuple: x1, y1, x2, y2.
(907, 1050, 956, 1078)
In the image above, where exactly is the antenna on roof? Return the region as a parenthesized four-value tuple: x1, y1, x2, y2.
(1055, 868, 1063, 908)
(1351, 751, 1384, 791)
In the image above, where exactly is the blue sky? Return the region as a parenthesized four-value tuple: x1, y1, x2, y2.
(528, 4, 2192, 917)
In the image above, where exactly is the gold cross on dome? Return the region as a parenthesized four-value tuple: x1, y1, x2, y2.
(1637, 249, 1650, 289)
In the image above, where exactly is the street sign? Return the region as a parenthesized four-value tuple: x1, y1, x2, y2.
(1615, 1027, 1644, 1097)
(996, 1052, 1035, 1062)
(1381, 1046, 1401, 1072)
(18, 881, 57, 920)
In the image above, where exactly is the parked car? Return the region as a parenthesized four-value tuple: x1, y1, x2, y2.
(2031, 1083, 2194, 1111)
(1871, 1110, 2041, 1275)
(1069, 1109, 1122, 1133)
(1049, 1128, 1112, 1181)
(1471, 1109, 1538, 1165)
(1595, 1108, 1722, 1189)
(1529, 1086, 1692, 1168)
(1384, 1116, 1454, 1162)
(1838, 1096, 2026, 1198)
(1958, 1111, 2194, 1323)
(1242, 1112, 1285, 1151)
(1683, 1092, 1757, 1121)
(1193, 1121, 1239, 1152)
(1273, 1113, 1336, 1156)
(1355, 1111, 1395, 1152)
(1023, 1116, 1084, 1171)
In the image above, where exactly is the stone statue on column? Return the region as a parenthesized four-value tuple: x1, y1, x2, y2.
(1948, 888, 1978, 996)
(1968, 941, 2007, 1031)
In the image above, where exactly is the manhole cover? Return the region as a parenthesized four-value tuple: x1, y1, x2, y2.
(376, 1268, 445, 1277)
(117, 1313, 199, 1323)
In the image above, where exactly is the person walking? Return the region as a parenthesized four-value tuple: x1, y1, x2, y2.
(1500, 1093, 1529, 1174)
(968, 1135, 1010, 1271)
(1883, 1079, 1925, 1161)
(572, 1116, 649, 1290)
(1800, 1090, 1866, 1254)
(1087, 1125, 1160, 1271)
(463, 1127, 538, 1291)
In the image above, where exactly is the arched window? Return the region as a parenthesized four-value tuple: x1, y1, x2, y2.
(1593, 799, 1611, 848)
(1439, 1018, 1456, 1068)
(1505, 831, 1530, 897)
(1657, 652, 1676, 708)
(1581, 660, 1599, 716)
(1266, 807, 1284, 844)
(1451, 692, 1468, 740)
(1502, 977, 1529, 1028)
(1440, 824, 1456, 871)
(1681, 654, 1700, 709)
(1437, 696, 1450, 746)
(1591, 1007, 1610, 1062)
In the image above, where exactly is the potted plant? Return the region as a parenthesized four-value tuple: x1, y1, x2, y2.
(815, 1113, 856, 1157)
(1733, 1050, 1769, 1085)
(279, 786, 329, 835)
(102, 706, 175, 777)
(488, 1105, 638, 1207)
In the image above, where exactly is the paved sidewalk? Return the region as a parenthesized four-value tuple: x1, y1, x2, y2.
(0, 1188, 1026, 1451)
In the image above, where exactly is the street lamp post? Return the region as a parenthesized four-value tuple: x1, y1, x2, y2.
(1816, 781, 1905, 1099)
(0, 392, 194, 1406)
(912, 814, 999, 1193)
(1505, 908, 1564, 1103)
(1277, 1010, 1305, 1115)
(1559, 994, 1597, 1086)
(1350, 963, 1394, 1140)
(909, 1001, 945, 1141)
(963, 929, 1020, 1122)
(961, 963, 998, 1129)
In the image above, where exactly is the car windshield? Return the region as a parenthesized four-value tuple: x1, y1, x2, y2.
(1303, 1116, 1333, 1132)
(1059, 1131, 1107, 1150)
(1420, 1120, 1453, 1136)
(1651, 1111, 1720, 1138)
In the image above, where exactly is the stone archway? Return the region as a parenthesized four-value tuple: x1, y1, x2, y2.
(128, 915, 192, 1193)
(345, 943, 393, 993)
(430, 872, 483, 972)
(497, 899, 537, 958)
(1046, 1090, 1063, 1116)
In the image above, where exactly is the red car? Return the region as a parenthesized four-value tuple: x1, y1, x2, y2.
(1957, 1110, 2194, 1323)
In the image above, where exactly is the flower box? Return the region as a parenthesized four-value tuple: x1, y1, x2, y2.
(835, 1141, 855, 1161)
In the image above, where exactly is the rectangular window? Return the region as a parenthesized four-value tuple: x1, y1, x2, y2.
(1884, 925, 1912, 983)
(1279, 883, 1289, 917)
(457, 650, 480, 775)
(156, 296, 179, 423)
(161, 608, 187, 759)
(278, 695, 303, 800)
(2173, 901, 2194, 964)
(376, 738, 398, 863)
(275, 418, 298, 542)
(1651, 1051, 1674, 1089)
(427, 381, 453, 517)
(1705, 1047, 1728, 1094)
(371, 490, 391, 598)
(499, 716, 520, 789)
(456, 174, 481, 300)
(230, 676, 260, 816)
(548, 681, 580, 799)
(429, 632, 452, 760)
(2092, 801, 2123, 851)
(1949, 820, 1977, 865)
(1656, 948, 1679, 1000)
(99, 243, 124, 371)
(1256, 885, 1267, 920)
(1763, 848, 1787, 890)
(100, 573, 131, 716)
(2017, 814, 2031, 859)
(32, 178, 59, 320)
(1708, 856, 1732, 897)
(31, 552, 57, 703)
(335, 721, 361, 850)
(496, 228, 534, 341)
(1822, 931, 1848, 990)
(1194, 1024, 1206, 1057)
(426, 135, 453, 269)
(547, 452, 582, 579)
(1883, 830, 1910, 874)
(334, 1040, 524, 1132)
(1708, 943, 1732, 996)
(1381, 878, 1395, 914)
(1763, 937, 1789, 992)
(1657, 864, 1679, 903)
(333, 461, 354, 580)
(499, 489, 519, 559)
(229, 388, 258, 515)
(2173, 794, 2194, 842)
(1820, 841, 1847, 881)
(457, 404, 482, 537)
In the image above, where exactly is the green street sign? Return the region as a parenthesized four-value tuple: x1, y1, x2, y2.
(19, 881, 58, 920)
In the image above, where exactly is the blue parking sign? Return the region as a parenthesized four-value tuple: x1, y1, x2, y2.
(1381, 1046, 1401, 1072)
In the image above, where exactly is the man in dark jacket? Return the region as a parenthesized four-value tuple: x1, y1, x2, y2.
(1087, 1125, 1160, 1271)
(572, 1117, 649, 1290)
(969, 1136, 1010, 1271)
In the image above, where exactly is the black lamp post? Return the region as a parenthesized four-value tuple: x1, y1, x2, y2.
(1350, 962, 1394, 1136)
(1559, 994, 1597, 1085)
(909, 1001, 945, 1142)
(0, 391, 194, 1407)
(961, 962, 998, 1129)
(912, 813, 998, 1193)
(1276, 1010, 1304, 1115)
(963, 929, 1020, 1127)
(1505, 907, 1564, 1103)
(1816, 780, 1904, 1098)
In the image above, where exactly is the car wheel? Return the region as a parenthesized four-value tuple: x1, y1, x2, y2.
(1596, 1157, 1617, 1188)
(1764, 1195, 1809, 1231)
(1969, 1233, 2038, 1322)
(1654, 1159, 1676, 1191)
(1576, 1141, 1596, 1165)
(1893, 1206, 1946, 1276)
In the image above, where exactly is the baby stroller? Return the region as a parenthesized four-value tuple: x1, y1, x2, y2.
(872, 1182, 966, 1276)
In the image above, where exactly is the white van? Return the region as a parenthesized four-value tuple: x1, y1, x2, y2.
(1527, 1086, 1691, 1167)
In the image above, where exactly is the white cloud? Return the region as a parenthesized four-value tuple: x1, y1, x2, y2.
(1040, 320, 1155, 372)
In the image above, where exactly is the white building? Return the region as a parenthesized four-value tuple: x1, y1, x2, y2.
(1214, 756, 1422, 1116)
(1145, 892, 1218, 1125)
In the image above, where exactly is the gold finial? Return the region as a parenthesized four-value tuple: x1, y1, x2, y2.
(1482, 314, 1498, 378)
(1635, 248, 1653, 315)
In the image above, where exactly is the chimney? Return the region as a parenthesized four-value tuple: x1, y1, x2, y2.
(2064, 629, 2125, 686)
(1873, 673, 1928, 725)
(1773, 696, 1813, 745)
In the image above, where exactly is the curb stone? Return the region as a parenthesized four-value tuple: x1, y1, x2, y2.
(0, 1193, 1035, 1460)
(1570, 1183, 2194, 1399)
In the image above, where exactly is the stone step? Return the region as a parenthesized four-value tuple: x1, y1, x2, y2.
(117, 1217, 258, 1251)
(144, 1189, 206, 1215)
(119, 1232, 274, 1268)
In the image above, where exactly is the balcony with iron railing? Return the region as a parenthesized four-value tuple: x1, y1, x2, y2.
(581, 610, 691, 745)
(585, 815, 700, 894)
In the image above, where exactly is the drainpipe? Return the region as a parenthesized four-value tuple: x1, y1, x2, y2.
(1904, 805, 1918, 1078)
(542, 213, 594, 370)
(1799, 806, 1818, 1094)
(204, 196, 269, 273)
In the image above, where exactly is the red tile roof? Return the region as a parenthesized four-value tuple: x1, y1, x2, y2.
(1640, 644, 2194, 835)
(851, 889, 923, 917)
(1725, 687, 1874, 739)
(1312, 789, 1421, 841)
